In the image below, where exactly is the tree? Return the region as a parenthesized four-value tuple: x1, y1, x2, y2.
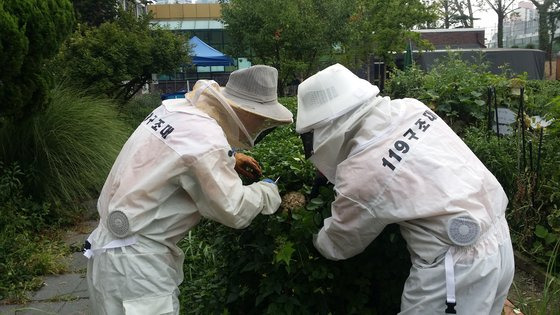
(72, 0, 118, 27)
(452, 0, 477, 27)
(546, 1, 560, 75)
(0, 0, 74, 120)
(55, 11, 190, 101)
(485, 0, 518, 47)
(221, 0, 434, 92)
(220, 0, 354, 95)
(430, 0, 479, 28)
(530, 0, 556, 51)
(439, 0, 455, 28)
(345, 0, 436, 66)
(434, 0, 459, 28)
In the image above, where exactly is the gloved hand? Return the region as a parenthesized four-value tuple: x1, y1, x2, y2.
(262, 178, 276, 184)
(234, 152, 262, 180)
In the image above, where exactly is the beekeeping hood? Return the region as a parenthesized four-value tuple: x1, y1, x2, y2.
(187, 66, 293, 149)
(296, 63, 385, 183)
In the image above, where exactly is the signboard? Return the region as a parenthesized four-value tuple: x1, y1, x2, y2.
(492, 107, 516, 135)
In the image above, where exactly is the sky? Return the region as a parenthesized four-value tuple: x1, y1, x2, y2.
(474, 5, 500, 41)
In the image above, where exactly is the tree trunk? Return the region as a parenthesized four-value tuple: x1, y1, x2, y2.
(467, 0, 474, 28)
(498, 14, 504, 47)
(530, 0, 554, 52)
(443, 0, 451, 28)
(548, 13, 558, 77)
(453, 0, 474, 28)
(278, 78, 286, 97)
(538, 5, 550, 51)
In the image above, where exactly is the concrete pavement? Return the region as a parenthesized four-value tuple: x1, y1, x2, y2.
(0, 219, 97, 315)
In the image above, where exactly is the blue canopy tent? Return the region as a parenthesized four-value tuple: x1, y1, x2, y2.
(189, 36, 234, 67)
(160, 37, 234, 100)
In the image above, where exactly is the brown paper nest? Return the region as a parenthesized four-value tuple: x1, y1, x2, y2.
(280, 191, 306, 213)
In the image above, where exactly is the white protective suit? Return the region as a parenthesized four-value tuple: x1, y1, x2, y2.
(297, 64, 514, 314)
(85, 85, 282, 314)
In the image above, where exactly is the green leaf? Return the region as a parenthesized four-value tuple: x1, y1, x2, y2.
(544, 232, 558, 245)
(309, 198, 324, 205)
(534, 225, 548, 239)
(274, 241, 295, 267)
(474, 100, 486, 106)
(306, 203, 319, 211)
(426, 90, 440, 100)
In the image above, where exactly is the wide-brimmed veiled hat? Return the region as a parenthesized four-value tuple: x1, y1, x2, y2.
(296, 63, 378, 133)
(221, 65, 293, 123)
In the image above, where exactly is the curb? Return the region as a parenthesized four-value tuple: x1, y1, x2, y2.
(514, 250, 557, 284)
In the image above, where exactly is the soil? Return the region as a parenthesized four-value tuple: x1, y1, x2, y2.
(507, 268, 543, 314)
(506, 253, 560, 315)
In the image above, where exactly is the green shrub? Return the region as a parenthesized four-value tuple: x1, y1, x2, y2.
(0, 0, 74, 119)
(179, 222, 228, 314)
(53, 12, 189, 102)
(420, 52, 494, 125)
(0, 85, 130, 207)
(525, 43, 536, 49)
(525, 80, 560, 137)
(385, 65, 426, 99)
(386, 51, 516, 131)
(462, 121, 560, 272)
(462, 126, 519, 200)
(180, 196, 410, 314)
(119, 93, 162, 129)
(0, 162, 68, 302)
(179, 97, 411, 314)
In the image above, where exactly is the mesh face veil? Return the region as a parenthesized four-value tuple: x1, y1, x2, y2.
(187, 80, 289, 149)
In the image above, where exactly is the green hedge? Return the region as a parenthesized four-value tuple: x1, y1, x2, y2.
(179, 97, 411, 314)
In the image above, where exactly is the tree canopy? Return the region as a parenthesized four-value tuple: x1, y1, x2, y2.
(0, 0, 74, 120)
(343, 0, 436, 66)
(434, 0, 478, 28)
(72, 0, 118, 27)
(220, 0, 354, 94)
(55, 11, 191, 102)
(220, 0, 435, 91)
(529, 0, 557, 52)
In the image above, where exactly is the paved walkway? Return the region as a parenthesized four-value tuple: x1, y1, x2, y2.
(0, 219, 97, 315)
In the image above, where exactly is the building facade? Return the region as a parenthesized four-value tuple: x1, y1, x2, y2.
(415, 28, 486, 49)
(147, 1, 238, 92)
(119, 0, 156, 18)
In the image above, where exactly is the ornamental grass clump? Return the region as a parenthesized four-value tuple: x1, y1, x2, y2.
(0, 85, 130, 207)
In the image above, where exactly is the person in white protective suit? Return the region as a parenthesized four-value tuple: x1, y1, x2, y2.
(296, 64, 515, 314)
(84, 65, 293, 315)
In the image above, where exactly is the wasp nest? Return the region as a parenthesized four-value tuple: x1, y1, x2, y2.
(280, 191, 306, 213)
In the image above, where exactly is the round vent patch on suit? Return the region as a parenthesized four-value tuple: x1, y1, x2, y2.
(107, 210, 129, 238)
(447, 215, 481, 246)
